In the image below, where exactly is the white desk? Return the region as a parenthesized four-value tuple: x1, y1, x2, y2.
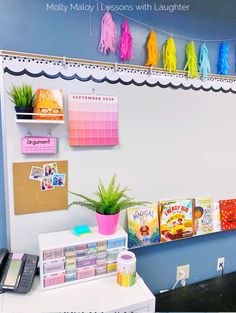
(0, 292, 3, 313)
(0, 275, 155, 313)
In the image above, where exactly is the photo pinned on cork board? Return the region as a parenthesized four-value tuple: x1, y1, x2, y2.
(13, 160, 68, 215)
(29, 166, 44, 181)
(43, 162, 58, 177)
(52, 174, 66, 187)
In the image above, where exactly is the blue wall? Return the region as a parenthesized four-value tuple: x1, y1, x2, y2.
(1, 0, 236, 293)
(135, 230, 236, 293)
(0, 0, 235, 74)
(0, 107, 6, 248)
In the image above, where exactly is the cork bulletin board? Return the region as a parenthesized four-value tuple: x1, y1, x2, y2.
(13, 160, 68, 215)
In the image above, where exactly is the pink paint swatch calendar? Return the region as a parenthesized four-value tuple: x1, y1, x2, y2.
(68, 94, 119, 146)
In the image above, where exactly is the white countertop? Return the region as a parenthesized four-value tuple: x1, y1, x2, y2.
(0, 292, 3, 313)
(0, 274, 155, 313)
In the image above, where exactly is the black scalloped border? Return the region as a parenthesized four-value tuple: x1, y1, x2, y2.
(4, 67, 236, 94)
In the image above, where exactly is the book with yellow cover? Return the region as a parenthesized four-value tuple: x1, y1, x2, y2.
(127, 205, 160, 248)
(194, 198, 213, 235)
(34, 89, 63, 120)
(159, 199, 194, 242)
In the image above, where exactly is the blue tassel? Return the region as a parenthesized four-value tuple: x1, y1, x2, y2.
(218, 42, 229, 75)
(198, 43, 211, 80)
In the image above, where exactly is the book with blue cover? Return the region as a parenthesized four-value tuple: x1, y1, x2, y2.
(127, 205, 160, 248)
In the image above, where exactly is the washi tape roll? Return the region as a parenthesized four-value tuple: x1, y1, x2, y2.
(117, 251, 136, 287)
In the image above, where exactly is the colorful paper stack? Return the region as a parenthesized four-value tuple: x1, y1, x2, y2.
(68, 94, 119, 146)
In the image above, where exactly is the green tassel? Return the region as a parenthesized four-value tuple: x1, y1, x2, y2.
(184, 41, 198, 78)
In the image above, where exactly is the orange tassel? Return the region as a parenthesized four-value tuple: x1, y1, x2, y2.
(145, 30, 160, 67)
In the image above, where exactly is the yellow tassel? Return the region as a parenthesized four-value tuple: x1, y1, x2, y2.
(145, 30, 160, 67)
(163, 37, 177, 72)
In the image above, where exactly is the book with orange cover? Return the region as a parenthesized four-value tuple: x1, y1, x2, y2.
(219, 199, 236, 231)
(34, 89, 63, 120)
(159, 199, 194, 242)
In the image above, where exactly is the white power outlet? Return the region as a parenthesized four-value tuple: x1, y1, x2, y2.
(176, 264, 190, 280)
(217, 257, 225, 271)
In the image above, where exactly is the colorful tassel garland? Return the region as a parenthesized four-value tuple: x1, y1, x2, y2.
(163, 37, 177, 72)
(218, 42, 229, 75)
(145, 30, 160, 67)
(116, 19, 133, 61)
(99, 11, 117, 54)
(184, 41, 198, 78)
(198, 43, 211, 80)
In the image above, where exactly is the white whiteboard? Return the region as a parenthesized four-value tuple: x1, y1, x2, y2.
(2, 57, 236, 255)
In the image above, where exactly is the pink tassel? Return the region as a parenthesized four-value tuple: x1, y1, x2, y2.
(116, 19, 133, 61)
(99, 11, 117, 54)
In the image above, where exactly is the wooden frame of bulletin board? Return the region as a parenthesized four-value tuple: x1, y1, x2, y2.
(13, 160, 68, 215)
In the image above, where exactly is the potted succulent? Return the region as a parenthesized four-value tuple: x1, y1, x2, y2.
(69, 175, 146, 235)
(9, 84, 36, 119)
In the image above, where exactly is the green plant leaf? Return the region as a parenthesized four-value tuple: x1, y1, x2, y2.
(8, 83, 36, 107)
(69, 175, 147, 215)
(68, 200, 97, 211)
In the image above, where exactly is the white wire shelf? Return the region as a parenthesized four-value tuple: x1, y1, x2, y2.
(15, 119, 65, 124)
(15, 112, 65, 124)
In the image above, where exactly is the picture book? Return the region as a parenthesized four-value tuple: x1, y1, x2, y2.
(159, 199, 194, 242)
(219, 199, 236, 231)
(194, 198, 213, 235)
(212, 203, 221, 232)
(127, 205, 160, 248)
(34, 89, 63, 120)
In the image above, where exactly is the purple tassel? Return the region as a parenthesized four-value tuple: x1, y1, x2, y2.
(99, 11, 117, 54)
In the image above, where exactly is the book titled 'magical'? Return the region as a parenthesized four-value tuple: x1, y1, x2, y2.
(127, 206, 160, 248)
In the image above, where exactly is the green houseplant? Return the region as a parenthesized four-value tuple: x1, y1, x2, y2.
(9, 84, 36, 119)
(69, 175, 145, 235)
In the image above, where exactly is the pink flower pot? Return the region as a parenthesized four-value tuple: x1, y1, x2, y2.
(96, 212, 119, 235)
